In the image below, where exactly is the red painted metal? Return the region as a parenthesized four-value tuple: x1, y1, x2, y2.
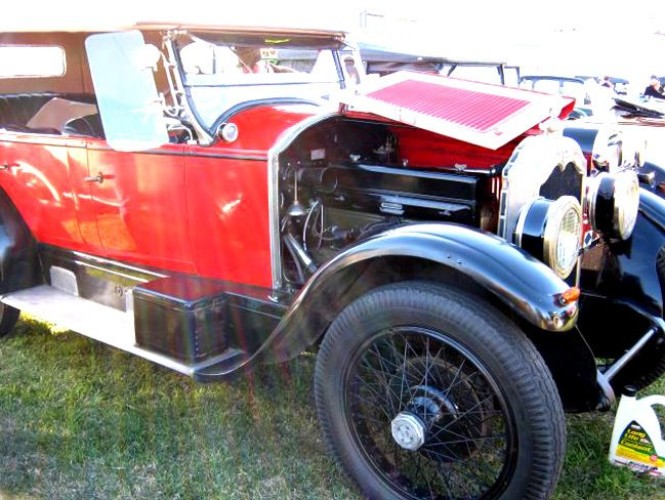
(184, 103, 318, 287)
(184, 154, 273, 286)
(368, 80, 530, 132)
(0, 133, 91, 249)
(0, 103, 317, 286)
(341, 72, 575, 150)
(387, 125, 526, 170)
(84, 142, 195, 273)
(215, 102, 320, 152)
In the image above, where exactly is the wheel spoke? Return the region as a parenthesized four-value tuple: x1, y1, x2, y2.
(316, 286, 564, 500)
(344, 326, 516, 498)
(430, 392, 497, 439)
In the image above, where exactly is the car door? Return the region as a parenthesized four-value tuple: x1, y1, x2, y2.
(84, 141, 194, 272)
(0, 131, 91, 250)
(81, 30, 194, 273)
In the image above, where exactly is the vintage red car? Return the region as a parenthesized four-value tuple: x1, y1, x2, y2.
(0, 13, 662, 500)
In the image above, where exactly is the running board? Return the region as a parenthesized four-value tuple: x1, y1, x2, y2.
(1, 285, 246, 377)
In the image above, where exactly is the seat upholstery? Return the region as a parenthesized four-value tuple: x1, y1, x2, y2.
(0, 93, 56, 126)
(62, 114, 105, 139)
(0, 92, 96, 130)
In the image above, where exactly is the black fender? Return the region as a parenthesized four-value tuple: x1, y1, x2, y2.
(563, 126, 599, 155)
(0, 188, 40, 293)
(639, 159, 665, 195)
(578, 188, 665, 365)
(258, 223, 578, 363)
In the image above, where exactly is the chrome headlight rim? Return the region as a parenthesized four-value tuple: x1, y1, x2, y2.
(591, 129, 623, 173)
(515, 196, 583, 279)
(587, 170, 640, 241)
(543, 196, 583, 278)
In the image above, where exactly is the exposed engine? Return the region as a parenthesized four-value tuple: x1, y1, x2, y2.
(277, 118, 501, 286)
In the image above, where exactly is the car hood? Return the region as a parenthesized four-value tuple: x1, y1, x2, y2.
(339, 71, 575, 150)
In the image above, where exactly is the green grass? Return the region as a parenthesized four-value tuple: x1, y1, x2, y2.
(1, 317, 664, 499)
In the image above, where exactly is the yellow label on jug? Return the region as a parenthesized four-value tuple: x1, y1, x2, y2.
(615, 421, 665, 470)
(609, 392, 665, 478)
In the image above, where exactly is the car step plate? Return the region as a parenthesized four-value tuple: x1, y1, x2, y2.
(0, 285, 240, 376)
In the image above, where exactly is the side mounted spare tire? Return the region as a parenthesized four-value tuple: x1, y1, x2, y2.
(314, 281, 566, 499)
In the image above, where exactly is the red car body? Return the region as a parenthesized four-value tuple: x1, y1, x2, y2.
(0, 15, 661, 499)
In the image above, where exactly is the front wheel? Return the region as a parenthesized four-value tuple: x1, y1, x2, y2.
(314, 282, 566, 499)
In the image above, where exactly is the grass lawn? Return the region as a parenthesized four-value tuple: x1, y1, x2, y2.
(1, 317, 664, 499)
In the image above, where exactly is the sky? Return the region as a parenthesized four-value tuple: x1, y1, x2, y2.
(347, 1, 665, 82)
(353, 1, 665, 34)
(6, 0, 665, 82)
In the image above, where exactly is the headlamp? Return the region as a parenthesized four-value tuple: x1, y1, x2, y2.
(515, 196, 582, 279)
(587, 171, 639, 240)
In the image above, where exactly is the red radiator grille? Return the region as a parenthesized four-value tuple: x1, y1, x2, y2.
(366, 80, 530, 133)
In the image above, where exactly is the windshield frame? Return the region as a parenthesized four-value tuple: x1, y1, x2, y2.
(172, 30, 354, 131)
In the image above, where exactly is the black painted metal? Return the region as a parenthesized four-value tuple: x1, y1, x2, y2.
(539, 161, 584, 202)
(134, 276, 231, 363)
(517, 199, 550, 262)
(37, 246, 285, 367)
(258, 223, 578, 364)
(581, 189, 665, 319)
(637, 159, 665, 196)
(304, 162, 482, 225)
(563, 127, 599, 157)
(0, 188, 41, 293)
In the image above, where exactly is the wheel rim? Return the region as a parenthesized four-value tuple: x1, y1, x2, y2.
(344, 326, 517, 499)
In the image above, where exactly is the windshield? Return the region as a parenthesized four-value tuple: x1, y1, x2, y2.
(177, 32, 358, 127)
(86, 30, 168, 151)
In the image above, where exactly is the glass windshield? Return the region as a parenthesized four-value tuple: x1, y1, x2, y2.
(86, 31, 168, 151)
(177, 33, 358, 127)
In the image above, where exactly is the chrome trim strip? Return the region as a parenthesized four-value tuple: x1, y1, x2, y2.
(71, 260, 158, 284)
(69, 249, 167, 280)
(266, 110, 339, 289)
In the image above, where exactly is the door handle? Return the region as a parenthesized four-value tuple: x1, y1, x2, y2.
(84, 173, 104, 183)
(0, 162, 18, 170)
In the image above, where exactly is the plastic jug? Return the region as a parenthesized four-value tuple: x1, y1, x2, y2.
(608, 386, 665, 478)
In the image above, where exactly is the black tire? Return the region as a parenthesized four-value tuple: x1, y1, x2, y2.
(0, 303, 19, 337)
(314, 282, 565, 499)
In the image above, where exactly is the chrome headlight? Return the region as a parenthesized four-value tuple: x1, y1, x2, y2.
(515, 196, 583, 279)
(591, 129, 622, 172)
(587, 171, 639, 240)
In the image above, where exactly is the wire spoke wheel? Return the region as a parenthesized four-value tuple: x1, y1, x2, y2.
(315, 282, 565, 500)
(349, 327, 513, 498)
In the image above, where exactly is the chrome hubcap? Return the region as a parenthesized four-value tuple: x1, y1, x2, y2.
(391, 412, 426, 451)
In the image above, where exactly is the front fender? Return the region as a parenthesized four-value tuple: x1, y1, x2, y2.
(640, 159, 665, 196)
(259, 223, 578, 363)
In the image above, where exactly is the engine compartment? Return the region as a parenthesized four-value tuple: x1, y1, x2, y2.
(277, 117, 509, 285)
